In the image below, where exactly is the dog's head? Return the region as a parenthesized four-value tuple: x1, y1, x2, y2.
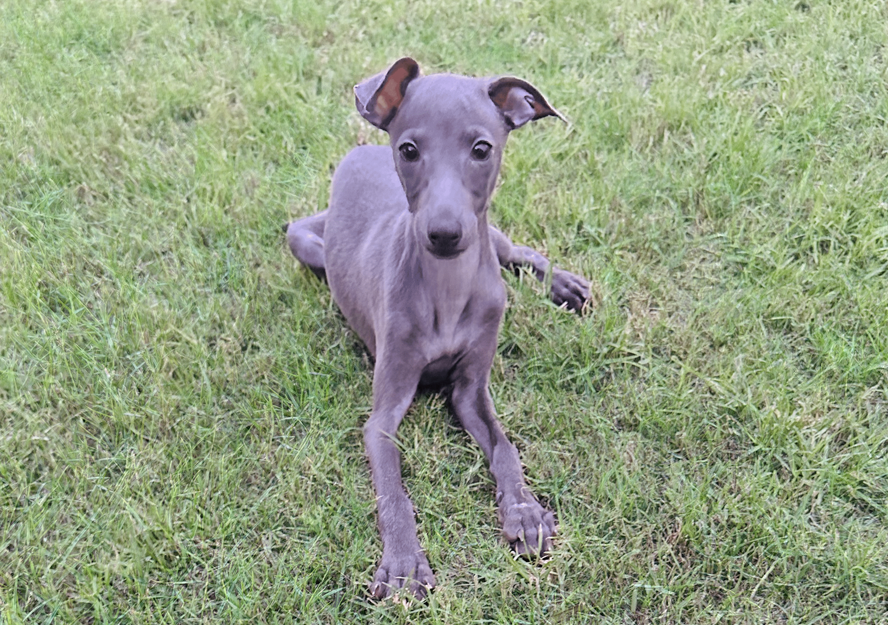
(354, 57, 563, 259)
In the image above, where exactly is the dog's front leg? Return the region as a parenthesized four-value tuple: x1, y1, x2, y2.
(363, 355, 435, 599)
(450, 373, 557, 556)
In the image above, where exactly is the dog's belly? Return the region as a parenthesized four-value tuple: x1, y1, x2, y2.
(418, 353, 461, 388)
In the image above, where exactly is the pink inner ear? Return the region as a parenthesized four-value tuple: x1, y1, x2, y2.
(374, 65, 412, 117)
(488, 77, 564, 126)
(489, 85, 512, 111)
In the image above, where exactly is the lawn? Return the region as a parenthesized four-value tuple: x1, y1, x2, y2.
(1, 0, 887, 622)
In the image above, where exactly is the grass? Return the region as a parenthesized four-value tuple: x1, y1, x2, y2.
(1, 0, 887, 622)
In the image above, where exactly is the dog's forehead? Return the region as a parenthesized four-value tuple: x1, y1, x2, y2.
(390, 74, 504, 138)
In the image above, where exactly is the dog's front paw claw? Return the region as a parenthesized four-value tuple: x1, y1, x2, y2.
(500, 498, 557, 557)
(370, 551, 436, 600)
(551, 268, 590, 313)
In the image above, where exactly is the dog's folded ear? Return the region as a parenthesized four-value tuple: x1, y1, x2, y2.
(488, 77, 564, 130)
(355, 57, 421, 130)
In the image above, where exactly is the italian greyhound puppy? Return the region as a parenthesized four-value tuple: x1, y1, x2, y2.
(285, 57, 589, 599)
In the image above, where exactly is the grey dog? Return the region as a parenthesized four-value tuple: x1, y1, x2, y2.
(285, 57, 589, 599)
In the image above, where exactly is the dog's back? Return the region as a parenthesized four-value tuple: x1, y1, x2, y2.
(325, 144, 408, 356)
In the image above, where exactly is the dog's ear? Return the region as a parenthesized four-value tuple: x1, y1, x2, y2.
(354, 57, 421, 130)
(488, 77, 564, 130)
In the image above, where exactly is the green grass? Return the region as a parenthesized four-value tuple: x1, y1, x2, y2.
(2, 0, 887, 622)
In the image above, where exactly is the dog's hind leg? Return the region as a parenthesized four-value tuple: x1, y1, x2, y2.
(285, 209, 328, 280)
(488, 225, 590, 312)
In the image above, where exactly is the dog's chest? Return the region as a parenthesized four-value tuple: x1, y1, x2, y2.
(414, 290, 505, 387)
(419, 307, 474, 363)
(416, 315, 496, 387)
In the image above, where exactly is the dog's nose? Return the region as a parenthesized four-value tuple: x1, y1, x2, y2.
(427, 222, 462, 252)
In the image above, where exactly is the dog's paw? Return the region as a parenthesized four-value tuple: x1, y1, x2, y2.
(499, 495, 557, 557)
(370, 550, 436, 600)
(551, 268, 590, 313)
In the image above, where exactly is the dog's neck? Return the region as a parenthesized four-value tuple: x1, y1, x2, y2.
(408, 213, 497, 336)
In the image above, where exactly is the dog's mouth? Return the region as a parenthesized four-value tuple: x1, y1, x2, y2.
(426, 244, 464, 260)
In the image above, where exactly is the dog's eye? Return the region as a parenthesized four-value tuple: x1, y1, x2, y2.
(399, 142, 420, 162)
(471, 141, 492, 161)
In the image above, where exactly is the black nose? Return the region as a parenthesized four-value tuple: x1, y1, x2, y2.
(428, 226, 461, 248)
